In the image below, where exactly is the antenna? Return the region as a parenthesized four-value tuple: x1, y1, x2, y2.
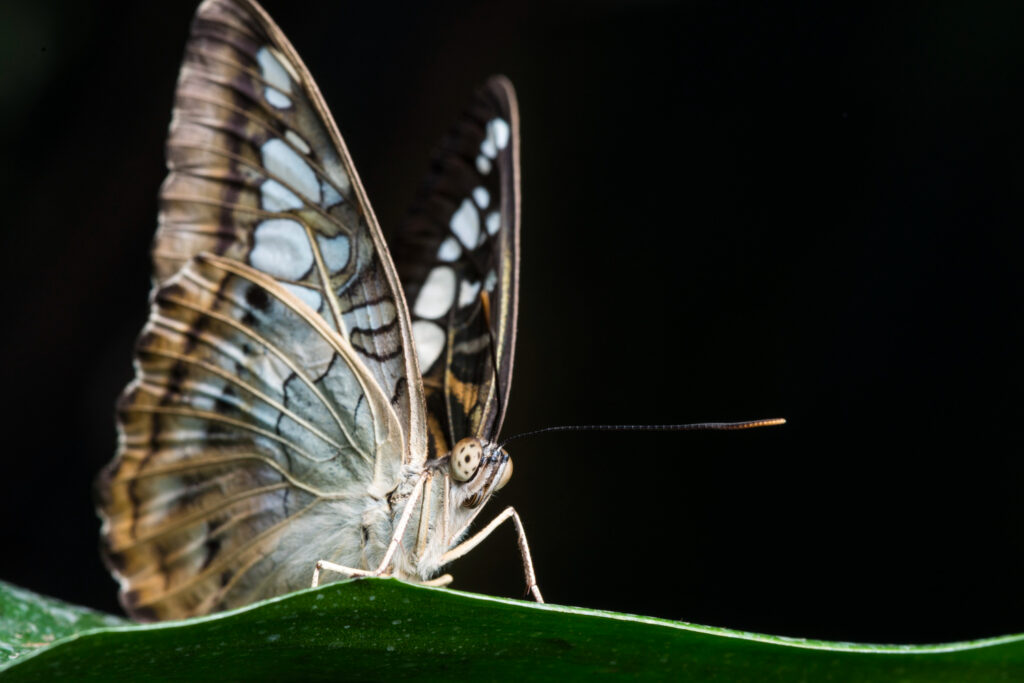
(499, 418, 785, 449)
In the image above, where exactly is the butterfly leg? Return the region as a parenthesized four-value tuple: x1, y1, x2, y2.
(420, 574, 454, 588)
(311, 560, 383, 587)
(440, 506, 543, 603)
(312, 473, 428, 588)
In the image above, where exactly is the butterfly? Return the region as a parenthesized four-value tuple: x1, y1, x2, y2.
(96, 0, 537, 621)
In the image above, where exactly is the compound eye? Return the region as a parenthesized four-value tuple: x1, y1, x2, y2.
(450, 438, 483, 482)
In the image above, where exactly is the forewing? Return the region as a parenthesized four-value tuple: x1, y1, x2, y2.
(99, 255, 404, 620)
(394, 77, 520, 455)
(156, 0, 425, 463)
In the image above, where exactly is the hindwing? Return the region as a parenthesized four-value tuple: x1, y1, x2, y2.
(394, 78, 521, 456)
(100, 255, 404, 619)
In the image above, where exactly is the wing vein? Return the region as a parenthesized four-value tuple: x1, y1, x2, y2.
(140, 343, 347, 457)
(161, 290, 373, 464)
(117, 449, 353, 499)
(134, 498, 325, 608)
(115, 482, 289, 550)
(123, 401, 323, 463)
(166, 140, 349, 233)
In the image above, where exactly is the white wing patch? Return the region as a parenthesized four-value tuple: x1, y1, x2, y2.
(321, 181, 344, 208)
(264, 88, 292, 109)
(284, 129, 311, 154)
(458, 279, 481, 307)
(480, 135, 497, 160)
(261, 138, 320, 204)
(256, 47, 294, 110)
(260, 179, 303, 212)
(485, 211, 501, 236)
(280, 282, 324, 313)
(413, 266, 456, 319)
(490, 118, 511, 150)
(315, 233, 351, 274)
(437, 236, 462, 262)
(479, 117, 510, 160)
(256, 46, 293, 92)
(366, 298, 398, 332)
(264, 131, 343, 211)
(472, 186, 490, 209)
(411, 319, 445, 370)
(250, 219, 313, 280)
(450, 199, 480, 249)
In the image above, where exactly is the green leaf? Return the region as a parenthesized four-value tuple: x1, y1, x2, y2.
(0, 581, 128, 665)
(1, 578, 1021, 681)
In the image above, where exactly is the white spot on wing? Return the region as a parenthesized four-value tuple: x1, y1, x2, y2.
(411, 320, 445, 371)
(256, 47, 292, 93)
(450, 199, 480, 249)
(373, 299, 398, 328)
(262, 139, 320, 204)
(271, 46, 300, 81)
(437, 236, 461, 262)
(284, 129, 311, 154)
(459, 279, 481, 307)
(280, 282, 323, 312)
(484, 269, 497, 292)
(485, 211, 501, 235)
(321, 181, 344, 208)
(190, 390, 217, 412)
(316, 233, 350, 274)
(472, 186, 490, 209)
(413, 266, 456, 319)
(476, 154, 492, 175)
(264, 87, 292, 109)
(322, 159, 353, 199)
(250, 219, 314, 280)
(491, 118, 511, 150)
(480, 133, 497, 159)
(260, 179, 302, 211)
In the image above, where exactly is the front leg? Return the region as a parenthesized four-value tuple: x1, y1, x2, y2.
(311, 473, 427, 588)
(440, 506, 543, 603)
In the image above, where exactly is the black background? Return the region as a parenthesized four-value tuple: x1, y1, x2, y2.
(2, 0, 1022, 644)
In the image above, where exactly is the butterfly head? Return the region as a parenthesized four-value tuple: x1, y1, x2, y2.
(448, 437, 512, 509)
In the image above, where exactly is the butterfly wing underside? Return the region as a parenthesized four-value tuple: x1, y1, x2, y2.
(98, 0, 425, 620)
(153, 0, 424, 455)
(102, 255, 404, 619)
(394, 78, 520, 456)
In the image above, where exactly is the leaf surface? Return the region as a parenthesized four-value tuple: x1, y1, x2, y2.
(1, 579, 1020, 681)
